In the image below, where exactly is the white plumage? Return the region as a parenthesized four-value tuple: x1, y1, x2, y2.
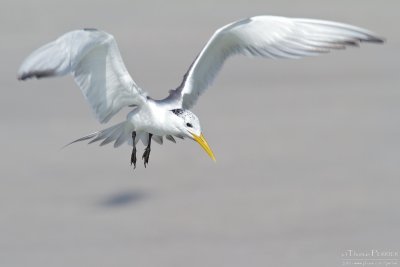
(17, 16, 383, 167)
(18, 29, 147, 123)
(165, 16, 383, 109)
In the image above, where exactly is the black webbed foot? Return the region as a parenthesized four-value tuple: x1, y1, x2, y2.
(142, 147, 151, 167)
(142, 133, 152, 168)
(130, 131, 137, 169)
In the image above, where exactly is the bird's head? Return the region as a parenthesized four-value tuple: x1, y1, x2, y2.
(170, 109, 216, 161)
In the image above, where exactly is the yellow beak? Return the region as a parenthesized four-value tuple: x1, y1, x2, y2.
(192, 133, 216, 162)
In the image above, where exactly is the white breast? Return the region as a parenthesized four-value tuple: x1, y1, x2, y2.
(128, 100, 177, 136)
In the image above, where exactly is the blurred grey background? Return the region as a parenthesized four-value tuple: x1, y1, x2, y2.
(1, 0, 399, 266)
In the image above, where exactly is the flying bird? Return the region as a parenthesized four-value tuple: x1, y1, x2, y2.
(17, 16, 383, 168)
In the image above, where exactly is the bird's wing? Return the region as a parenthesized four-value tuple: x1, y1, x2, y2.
(18, 29, 147, 123)
(165, 16, 383, 109)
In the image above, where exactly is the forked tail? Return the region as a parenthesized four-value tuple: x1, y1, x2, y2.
(64, 121, 134, 148)
(64, 121, 179, 149)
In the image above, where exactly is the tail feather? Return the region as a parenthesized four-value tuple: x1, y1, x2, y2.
(62, 132, 98, 148)
(88, 123, 121, 144)
(64, 121, 181, 149)
(138, 132, 148, 146)
(166, 135, 176, 143)
(100, 125, 125, 146)
(114, 124, 132, 148)
(65, 121, 134, 148)
(152, 135, 163, 145)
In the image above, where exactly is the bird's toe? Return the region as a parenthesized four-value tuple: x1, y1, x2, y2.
(142, 148, 151, 168)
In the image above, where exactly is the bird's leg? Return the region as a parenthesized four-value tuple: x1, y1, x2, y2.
(142, 133, 152, 168)
(130, 131, 137, 169)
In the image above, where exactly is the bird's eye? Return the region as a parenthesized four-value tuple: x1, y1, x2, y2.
(186, 123, 193, 128)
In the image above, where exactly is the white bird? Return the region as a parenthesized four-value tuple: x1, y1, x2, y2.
(17, 16, 383, 168)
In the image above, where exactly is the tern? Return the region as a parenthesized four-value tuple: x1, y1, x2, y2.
(17, 16, 383, 168)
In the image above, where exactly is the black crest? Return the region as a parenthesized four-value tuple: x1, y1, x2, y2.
(171, 109, 184, 116)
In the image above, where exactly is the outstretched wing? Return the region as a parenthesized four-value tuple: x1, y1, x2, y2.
(165, 16, 384, 109)
(17, 29, 147, 123)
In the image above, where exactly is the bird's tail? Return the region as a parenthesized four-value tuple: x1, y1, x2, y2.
(64, 121, 135, 148)
(64, 121, 178, 149)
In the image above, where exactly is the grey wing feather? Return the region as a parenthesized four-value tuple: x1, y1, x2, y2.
(18, 29, 147, 123)
(164, 16, 384, 109)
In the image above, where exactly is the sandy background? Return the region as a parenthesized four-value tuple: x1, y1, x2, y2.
(1, 0, 399, 266)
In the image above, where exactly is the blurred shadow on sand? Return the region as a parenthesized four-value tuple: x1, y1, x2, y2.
(98, 190, 147, 208)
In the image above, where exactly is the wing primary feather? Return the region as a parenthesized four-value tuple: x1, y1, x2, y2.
(163, 15, 384, 109)
(17, 29, 147, 123)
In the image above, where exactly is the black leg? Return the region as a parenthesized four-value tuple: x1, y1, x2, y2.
(130, 131, 137, 169)
(142, 133, 152, 168)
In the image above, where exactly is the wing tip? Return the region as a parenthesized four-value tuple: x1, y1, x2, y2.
(364, 35, 386, 44)
(83, 28, 99, 31)
(17, 72, 34, 81)
(17, 70, 56, 81)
